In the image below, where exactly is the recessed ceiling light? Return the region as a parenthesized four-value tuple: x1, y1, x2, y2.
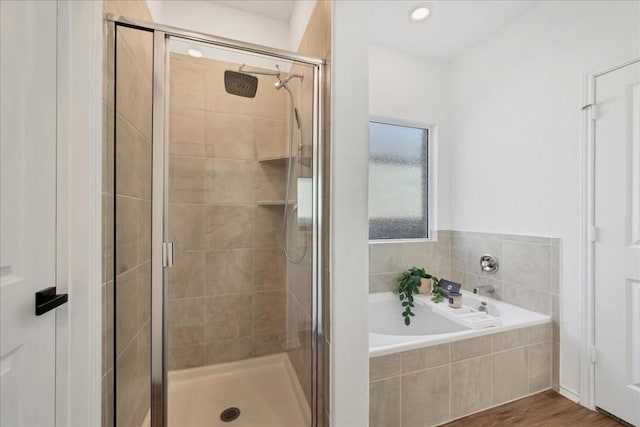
(410, 5, 431, 22)
(188, 48, 203, 58)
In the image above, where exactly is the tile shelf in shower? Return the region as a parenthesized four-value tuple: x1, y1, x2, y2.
(256, 200, 295, 206)
(258, 154, 292, 162)
(258, 155, 312, 167)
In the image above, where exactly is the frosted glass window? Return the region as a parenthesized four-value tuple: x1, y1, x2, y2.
(369, 121, 429, 240)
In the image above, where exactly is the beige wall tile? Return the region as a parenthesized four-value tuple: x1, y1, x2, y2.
(491, 328, 528, 353)
(370, 377, 401, 427)
(253, 248, 285, 291)
(369, 243, 404, 274)
(254, 77, 287, 120)
(115, 114, 138, 197)
(369, 273, 398, 293)
(491, 347, 529, 405)
(253, 206, 283, 248)
(204, 294, 252, 341)
(401, 343, 450, 373)
(253, 334, 283, 357)
(168, 251, 205, 299)
(205, 338, 254, 364)
(169, 204, 205, 250)
(431, 233, 451, 272)
(168, 298, 204, 328)
(528, 342, 552, 393)
(502, 282, 551, 315)
(169, 156, 204, 203)
(450, 356, 492, 419)
(136, 262, 150, 329)
(204, 159, 254, 204)
(503, 241, 551, 291)
(254, 290, 286, 336)
(400, 242, 433, 271)
(451, 336, 491, 362)
(205, 112, 255, 160)
(205, 205, 254, 249)
(135, 136, 152, 200)
(170, 56, 205, 110)
(115, 195, 138, 275)
(402, 365, 450, 427)
(369, 354, 401, 381)
(528, 323, 552, 344)
(450, 234, 468, 272)
(115, 339, 138, 426)
(255, 119, 287, 159)
(137, 200, 151, 263)
(116, 35, 152, 139)
(205, 249, 253, 295)
(169, 324, 204, 348)
(253, 162, 286, 202)
(134, 325, 151, 422)
(170, 141, 206, 158)
(115, 268, 138, 357)
(168, 344, 205, 370)
(170, 108, 205, 145)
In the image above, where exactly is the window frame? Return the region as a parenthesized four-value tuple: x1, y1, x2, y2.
(368, 117, 439, 243)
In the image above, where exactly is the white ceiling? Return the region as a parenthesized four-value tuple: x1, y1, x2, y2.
(368, 1, 539, 61)
(212, 0, 297, 22)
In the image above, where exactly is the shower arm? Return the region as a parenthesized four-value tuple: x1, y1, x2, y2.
(237, 64, 304, 88)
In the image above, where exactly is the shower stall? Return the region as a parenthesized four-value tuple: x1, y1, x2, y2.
(106, 15, 324, 427)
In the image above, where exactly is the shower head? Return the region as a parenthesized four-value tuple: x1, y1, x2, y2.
(224, 70, 258, 98)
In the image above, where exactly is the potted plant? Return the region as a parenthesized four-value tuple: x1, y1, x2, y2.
(395, 267, 444, 325)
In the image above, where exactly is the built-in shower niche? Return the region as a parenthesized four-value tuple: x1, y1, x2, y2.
(166, 46, 315, 405)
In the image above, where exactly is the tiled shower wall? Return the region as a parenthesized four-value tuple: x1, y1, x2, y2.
(369, 230, 561, 390)
(102, 1, 155, 427)
(166, 53, 290, 370)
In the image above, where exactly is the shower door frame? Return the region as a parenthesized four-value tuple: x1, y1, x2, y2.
(108, 15, 325, 427)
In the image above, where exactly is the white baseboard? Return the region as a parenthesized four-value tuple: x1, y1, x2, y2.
(559, 386, 581, 403)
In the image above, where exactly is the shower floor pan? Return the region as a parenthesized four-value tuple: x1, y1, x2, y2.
(165, 353, 310, 427)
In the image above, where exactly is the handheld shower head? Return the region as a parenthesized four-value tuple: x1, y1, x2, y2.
(274, 73, 303, 90)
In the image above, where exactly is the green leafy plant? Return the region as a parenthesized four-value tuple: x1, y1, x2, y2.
(395, 267, 442, 325)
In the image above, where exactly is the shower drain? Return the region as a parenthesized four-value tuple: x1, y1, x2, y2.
(220, 407, 241, 423)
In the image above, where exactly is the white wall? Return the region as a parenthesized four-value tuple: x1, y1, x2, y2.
(146, 0, 290, 50)
(331, 1, 371, 426)
(450, 0, 640, 398)
(368, 45, 452, 230)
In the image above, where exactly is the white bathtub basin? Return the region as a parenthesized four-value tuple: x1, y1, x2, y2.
(369, 290, 550, 357)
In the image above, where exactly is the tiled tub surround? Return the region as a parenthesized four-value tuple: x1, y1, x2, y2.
(369, 323, 553, 427)
(368, 230, 561, 390)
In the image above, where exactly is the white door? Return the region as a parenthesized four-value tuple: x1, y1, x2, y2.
(594, 59, 640, 426)
(0, 1, 60, 426)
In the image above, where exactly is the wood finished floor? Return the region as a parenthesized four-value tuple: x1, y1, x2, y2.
(441, 390, 625, 427)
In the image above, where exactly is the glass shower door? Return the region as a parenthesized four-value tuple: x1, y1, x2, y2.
(164, 36, 317, 427)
